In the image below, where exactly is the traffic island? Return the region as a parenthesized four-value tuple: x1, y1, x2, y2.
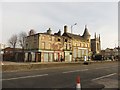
(81, 81, 105, 90)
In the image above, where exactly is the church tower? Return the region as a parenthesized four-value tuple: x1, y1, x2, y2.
(91, 33, 101, 54)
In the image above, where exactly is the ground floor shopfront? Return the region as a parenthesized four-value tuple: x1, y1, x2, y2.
(25, 50, 64, 62)
(25, 48, 90, 62)
(64, 51, 72, 62)
(72, 47, 89, 61)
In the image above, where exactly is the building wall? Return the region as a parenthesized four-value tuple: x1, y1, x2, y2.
(25, 26, 92, 62)
(25, 34, 91, 62)
(72, 39, 90, 61)
(101, 47, 119, 60)
(25, 34, 39, 50)
(91, 38, 101, 54)
(25, 33, 64, 62)
(62, 37, 72, 62)
(38, 34, 63, 51)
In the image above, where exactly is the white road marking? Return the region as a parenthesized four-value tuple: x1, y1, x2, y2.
(62, 69, 88, 74)
(94, 66, 117, 70)
(92, 73, 117, 81)
(2, 74, 48, 81)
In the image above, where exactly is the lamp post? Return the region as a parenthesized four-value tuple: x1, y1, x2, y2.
(71, 23, 77, 62)
(71, 23, 77, 34)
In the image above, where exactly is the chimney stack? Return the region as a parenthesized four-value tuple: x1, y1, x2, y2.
(64, 25, 68, 33)
(47, 28, 52, 34)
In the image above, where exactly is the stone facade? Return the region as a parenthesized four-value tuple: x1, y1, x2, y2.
(62, 25, 91, 61)
(25, 28, 64, 62)
(91, 33, 101, 54)
(25, 25, 91, 62)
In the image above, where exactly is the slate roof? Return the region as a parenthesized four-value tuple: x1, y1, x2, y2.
(82, 27, 90, 37)
(62, 25, 90, 41)
(62, 32, 85, 40)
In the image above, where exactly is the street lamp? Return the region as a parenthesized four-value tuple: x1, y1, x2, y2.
(71, 23, 77, 34)
(71, 23, 77, 61)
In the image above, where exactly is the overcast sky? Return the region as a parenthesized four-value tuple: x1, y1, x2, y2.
(1, 2, 118, 49)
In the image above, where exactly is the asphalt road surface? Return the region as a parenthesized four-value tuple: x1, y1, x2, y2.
(2, 62, 119, 90)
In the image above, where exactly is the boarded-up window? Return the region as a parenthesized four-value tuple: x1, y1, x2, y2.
(80, 43, 81, 47)
(48, 43, 51, 49)
(41, 42, 45, 49)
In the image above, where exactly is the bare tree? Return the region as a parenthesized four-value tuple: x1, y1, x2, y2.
(8, 34, 18, 61)
(18, 31, 27, 50)
(8, 34, 18, 48)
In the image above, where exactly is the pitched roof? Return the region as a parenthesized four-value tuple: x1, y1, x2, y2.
(82, 27, 90, 37)
(62, 32, 84, 40)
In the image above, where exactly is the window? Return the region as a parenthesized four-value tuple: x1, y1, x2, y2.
(87, 39, 89, 42)
(74, 42, 77, 46)
(66, 44, 67, 49)
(97, 43, 99, 50)
(48, 43, 51, 49)
(65, 39, 67, 42)
(69, 44, 71, 50)
(67, 44, 69, 49)
(49, 37, 52, 41)
(26, 44, 28, 49)
(87, 44, 89, 47)
(83, 43, 85, 47)
(58, 38, 60, 41)
(52, 37, 54, 41)
(80, 43, 81, 47)
(41, 42, 45, 49)
(76, 43, 77, 46)
(81, 43, 83, 47)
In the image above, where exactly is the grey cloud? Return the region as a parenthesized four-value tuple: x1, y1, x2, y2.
(2, 2, 118, 49)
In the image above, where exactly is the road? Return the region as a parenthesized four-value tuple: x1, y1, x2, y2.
(2, 62, 119, 90)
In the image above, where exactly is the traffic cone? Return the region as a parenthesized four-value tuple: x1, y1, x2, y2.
(76, 76, 81, 90)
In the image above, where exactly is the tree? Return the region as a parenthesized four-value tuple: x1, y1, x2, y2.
(8, 34, 18, 48)
(8, 34, 18, 61)
(18, 32, 27, 62)
(18, 31, 27, 50)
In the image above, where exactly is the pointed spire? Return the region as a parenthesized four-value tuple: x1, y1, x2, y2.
(82, 25, 90, 38)
(58, 29, 61, 36)
(58, 29, 60, 33)
(85, 24, 87, 28)
(95, 32, 96, 39)
(99, 34, 100, 41)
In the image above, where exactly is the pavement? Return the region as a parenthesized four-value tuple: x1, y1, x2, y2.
(1, 60, 117, 65)
(1, 60, 118, 72)
(2, 62, 119, 89)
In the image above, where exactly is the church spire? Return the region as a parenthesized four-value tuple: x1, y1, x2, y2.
(85, 24, 87, 28)
(99, 34, 100, 41)
(95, 32, 96, 39)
